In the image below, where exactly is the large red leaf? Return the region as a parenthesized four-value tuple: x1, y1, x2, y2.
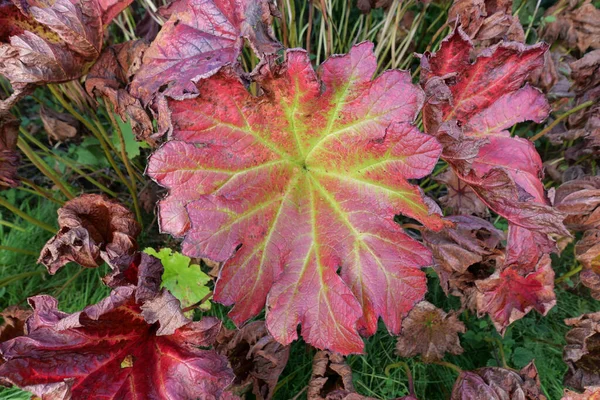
(0, 0, 132, 89)
(147, 43, 444, 354)
(130, 0, 281, 105)
(0, 254, 235, 399)
(420, 28, 568, 272)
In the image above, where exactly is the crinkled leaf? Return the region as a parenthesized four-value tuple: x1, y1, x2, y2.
(143, 247, 212, 312)
(0, 259, 234, 399)
(40, 105, 80, 143)
(216, 321, 289, 399)
(0, 306, 31, 345)
(476, 255, 556, 334)
(419, 27, 568, 266)
(563, 387, 600, 400)
(448, 0, 524, 47)
(395, 301, 465, 363)
(564, 311, 600, 391)
(130, 0, 282, 105)
(308, 351, 376, 400)
(555, 176, 600, 232)
(38, 194, 140, 273)
(541, 0, 600, 53)
(451, 362, 546, 400)
(576, 229, 600, 300)
(148, 43, 444, 354)
(0, 0, 132, 89)
(0, 112, 19, 189)
(422, 215, 503, 298)
(435, 169, 489, 216)
(85, 40, 155, 143)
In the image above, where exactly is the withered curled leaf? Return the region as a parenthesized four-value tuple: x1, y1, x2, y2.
(85, 40, 155, 144)
(216, 321, 289, 400)
(38, 194, 141, 274)
(564, 311, 600, 391)
(555, 176, 600, 232)
(395, 301, 465, 363)
(40, 105, 80, 143)
(448, 0, 524, 47)
(0, 111, 19, 189)
(563, 387, 600, 400)
(541, 0, 600, 53)
(0, 0, 133, 90)
(308, 351, 376, 400)
(0, 306, 31, 345)
(451, 362, 547, 400)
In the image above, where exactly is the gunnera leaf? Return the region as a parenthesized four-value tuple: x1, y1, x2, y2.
(420, 27, 568, 271)
(0, 0, 133, 90)
(129, 0, 282, 105)
(38, 194, 141, 273)
(395, 301, 465, 363)
(0, 253, 234, 399)
(147, 42, 444, 354)
(564, 311, 600, 391)
(451, 362, 547, 400)
(216, 321, 289, 400)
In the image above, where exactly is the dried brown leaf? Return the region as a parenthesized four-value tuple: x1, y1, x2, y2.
(451, 362, 547, 400)
(395, 301, 465, 363)
(0, 306, 31, 344)
(38, 194, 141, 273)
(39, 106, 80, 143)
(216, 321, 289, 400)
(541, 0, 600, 53)
(555, 177, 600, 231)
(564, 312, 600, 391)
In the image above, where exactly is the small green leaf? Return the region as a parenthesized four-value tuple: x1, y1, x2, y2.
(112, 114, 141, 159)
(512, 347, 535, 368)
(144, 247, 212, 312)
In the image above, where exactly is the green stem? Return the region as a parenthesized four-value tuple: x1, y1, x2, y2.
(530, 100, 596, 142)
(19, 127, 118, 197)
(0, 196, 55, 233)
(0, 270, 45, 288)
(556, 265, 583, 284)
(0, 245, 38, 256)
(432, 360, 462, 374)
(384, 361, 415, 396)
(20, 178, 65, 205)
(17, 138, 75, 199)
(0, 219, 25, 231)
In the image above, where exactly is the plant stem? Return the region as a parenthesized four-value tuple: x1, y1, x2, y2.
(19, 128, 117, 198)
(107, 112, 142, 225)
(530, 100, 596, 142)
(20, 178, 65, 205)
(432, 360, 462, 374)
(384, 361, 415, 396)
(0, 245, 38, 256)
(555, 265, 583, 284)
(0, 196, 56, 233)
(0, 219, 25, 232)
(17, 138, 75, 199)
